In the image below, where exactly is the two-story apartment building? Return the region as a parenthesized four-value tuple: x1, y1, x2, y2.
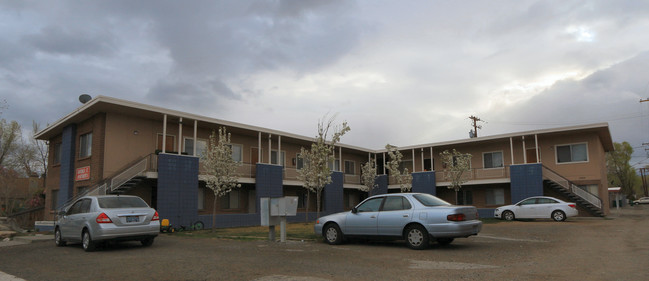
(35, 96, 613, 228)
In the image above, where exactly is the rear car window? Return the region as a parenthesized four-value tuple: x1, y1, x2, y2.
(98, 197, 149, 208)
(412, 194, 451, 207)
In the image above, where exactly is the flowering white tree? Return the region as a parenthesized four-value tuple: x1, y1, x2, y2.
(385, 144, 412, 192)
(297, 115, 350, 219)
(360, 159, 378, 194)
(202, 127, 241, 232)
(439, 149, 472, 204)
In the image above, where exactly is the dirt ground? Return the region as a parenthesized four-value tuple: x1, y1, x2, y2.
(1, 206, 648, 281)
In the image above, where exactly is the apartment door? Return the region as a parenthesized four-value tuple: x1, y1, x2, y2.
(157, 134, 175, 152)
(251, 147, 260, 164)
(526, 148, 538, 163)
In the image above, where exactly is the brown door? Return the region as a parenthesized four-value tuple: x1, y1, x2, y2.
(251, 147, 260, 164)
(157, 134, 175, 152)
(526, 148, 538, 163)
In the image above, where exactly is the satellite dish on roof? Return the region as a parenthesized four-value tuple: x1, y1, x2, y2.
(79, 94, 92, 104)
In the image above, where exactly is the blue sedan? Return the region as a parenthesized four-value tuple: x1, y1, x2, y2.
(314, 193, 482, 250)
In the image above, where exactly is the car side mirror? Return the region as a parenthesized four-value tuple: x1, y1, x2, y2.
(58, 210, 66, 216)
(351, 207, 358, 214)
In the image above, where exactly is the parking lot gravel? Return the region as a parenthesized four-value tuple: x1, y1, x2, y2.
(1, 206, 648, 281)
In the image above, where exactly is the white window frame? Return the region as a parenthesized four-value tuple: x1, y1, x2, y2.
(221, 190, 240, 209)
(485, 188, 505, 205)
(483, 151, 504, 169)
(344, 160, 355, 175)
(228, 143, 243, 162)
(328, 159, 340, 172)
(271, 150, 286, 166)
(183, 137, 208, 157)
(555, 142, 589, 164)
(79, 132, 92, 158)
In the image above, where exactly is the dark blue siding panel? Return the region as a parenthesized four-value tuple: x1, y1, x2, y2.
(510, 164, 543, 203)
(57, 124, 76, 209)
(324, 172, 343, 214)
(478, 209, 495, 218)
(411, 171, 436, 195)
(157, 154, 199, 227)
(255, 164, 284, 212)
(373, 175, 388, 196)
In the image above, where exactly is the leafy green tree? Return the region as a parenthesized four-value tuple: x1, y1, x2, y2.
(385, 144, 412, 192)
(439, 149, 472, 204)
(606, 142, 640, 198)
(202, 127, 241, 232)
(297, 115, 350, 219)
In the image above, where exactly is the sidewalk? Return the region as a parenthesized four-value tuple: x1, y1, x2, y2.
(0, 234, 53, 247)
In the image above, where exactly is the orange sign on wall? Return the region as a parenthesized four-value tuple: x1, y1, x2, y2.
(76, 166, 90, 181)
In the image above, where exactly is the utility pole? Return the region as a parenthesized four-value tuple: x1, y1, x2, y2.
(468, 115, 484, 138)
(641, 167, 649, 197)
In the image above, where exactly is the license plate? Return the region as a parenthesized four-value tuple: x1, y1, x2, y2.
(126, 216, 139, 223)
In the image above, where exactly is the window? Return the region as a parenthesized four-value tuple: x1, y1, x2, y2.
(457, 190, 473, 205)
(556, 143, 588, 163)
(229, 144, 243, 162)
(382, 196, 412, 211)
(356, 197, 383, 212)
(296, 153, 304, 169)
(184, 138, 207, 157)
(197, 187, 205, 210)
(98, 197, 149, 208)
(328, 159, 340, 171)
(79, 132, 92, 158)
(344, 160, 355, 175)
(537, 198, 558, 204)
(221, 190, 240, 209)
(485, 188, 505, 205)
(483, 151, 503, 169)
(271, 150, 285, 166)
(413, 193, 451, 207)
(52, 143, 62, 165)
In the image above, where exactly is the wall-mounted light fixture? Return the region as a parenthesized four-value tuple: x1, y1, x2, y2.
(133, 130, 139, 135)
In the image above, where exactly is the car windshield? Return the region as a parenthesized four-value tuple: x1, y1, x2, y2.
(412, 194, 451, 207)
(98, 197, 149, 208)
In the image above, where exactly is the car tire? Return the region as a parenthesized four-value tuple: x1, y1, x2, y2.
(54, 228, 66, 247)
(552, 210, 566, 222)
(141, 237, 155, 247)
(405, 225, 429, 250)
(82, 230, 96, 252)
(323, 223, 343, 245)
(502, 211, 515, 221)
(437, 238, 454, 246)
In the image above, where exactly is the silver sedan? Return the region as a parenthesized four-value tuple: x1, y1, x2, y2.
(494, 196, 578, 222)
(55, 195, 160, 252)
(314, 193, 482, 250)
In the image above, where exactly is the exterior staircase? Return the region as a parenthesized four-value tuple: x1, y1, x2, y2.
(542, 166, 604, 217)
(59, 154, 155, 211)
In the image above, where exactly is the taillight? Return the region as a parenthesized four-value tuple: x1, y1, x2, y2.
(447, 214, 466, 222)
(152, 211, 159, 221)
(96, 213, 112, 224)
(568, 204, 576, 209)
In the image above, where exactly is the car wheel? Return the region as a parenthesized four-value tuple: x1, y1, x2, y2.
(552, 210, 566, 222)
(437, 238, 454, 246)
(405, 225, 429, 250)
(502, 211, 515, 221)
(323, 224, 343, 245)
(141, 237, 155, 247)
(54, 228, 66, 247)
(82, 230, 96, 252)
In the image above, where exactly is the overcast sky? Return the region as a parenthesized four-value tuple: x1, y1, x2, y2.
(2, 0, 649, 166)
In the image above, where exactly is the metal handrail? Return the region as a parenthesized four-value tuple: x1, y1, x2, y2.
(542, 166, 602, 209)
(109, 154, 152, 192)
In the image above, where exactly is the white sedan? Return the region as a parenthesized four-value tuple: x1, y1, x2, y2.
(494, 196, 578, 222)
